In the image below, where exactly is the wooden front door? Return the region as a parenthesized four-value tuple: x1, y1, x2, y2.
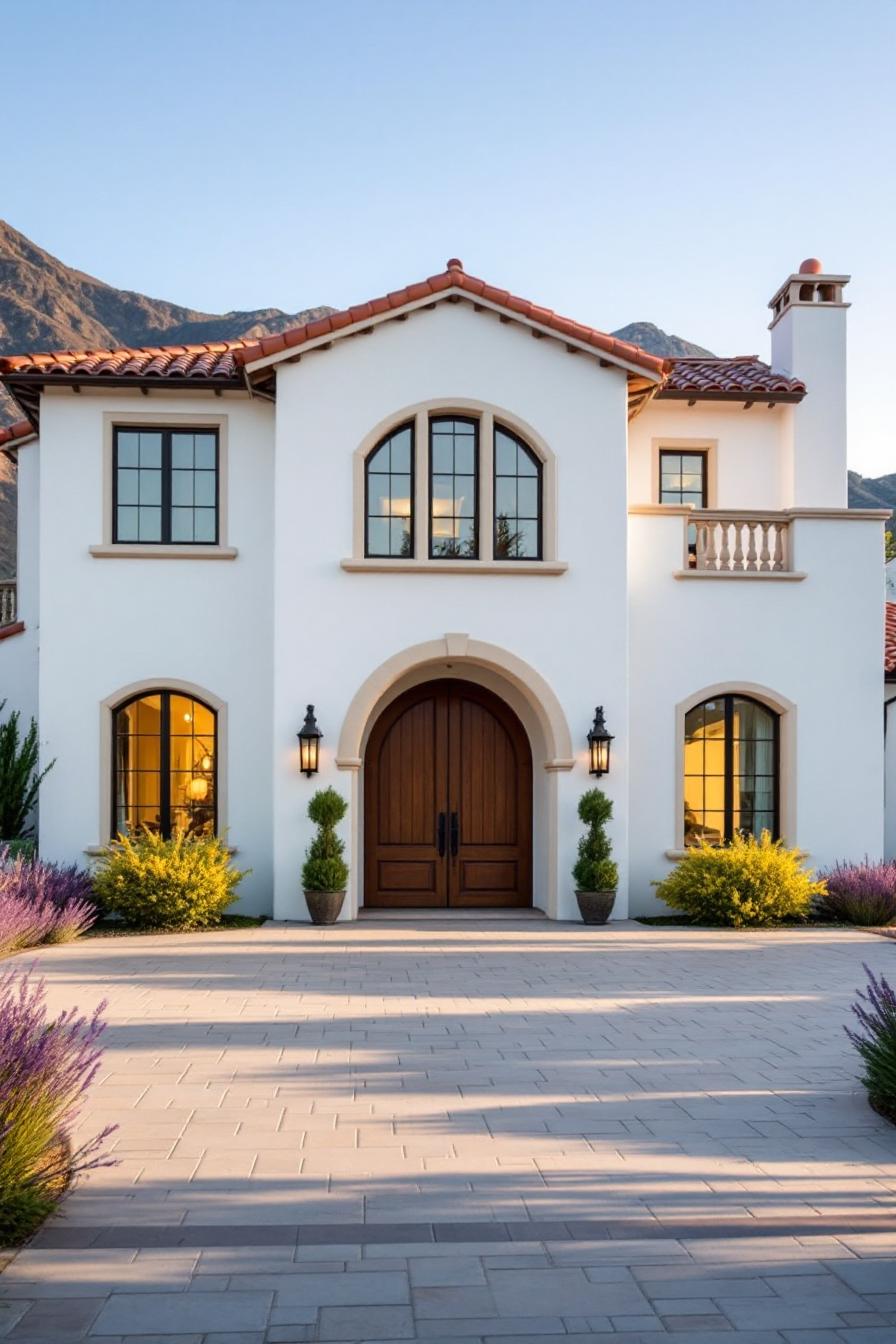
(364, 680, 532, 908)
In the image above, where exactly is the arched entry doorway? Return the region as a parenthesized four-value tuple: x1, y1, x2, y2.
(364, 679, 533, 908)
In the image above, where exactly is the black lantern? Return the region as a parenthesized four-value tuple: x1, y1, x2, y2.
(297, 705, 322, 776)
(587, 706, 613, 776)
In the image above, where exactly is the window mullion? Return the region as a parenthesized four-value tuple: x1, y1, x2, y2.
(161, 431, 172, 544)
(480, 411, 494, 562)
(160, 692, 171, 839)
(723, 696, 734, 843)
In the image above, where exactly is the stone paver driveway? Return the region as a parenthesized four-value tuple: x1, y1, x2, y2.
(2, 917, 896, 1343)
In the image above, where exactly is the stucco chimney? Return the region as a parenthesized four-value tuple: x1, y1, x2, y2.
(769, 259, 851, 507)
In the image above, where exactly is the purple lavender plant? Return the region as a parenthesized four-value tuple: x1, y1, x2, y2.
(845, 963, 896, 1114)
(818, 859, 896, 926)
(0, 847, 97, 952)
(0, 966, 116, 1244)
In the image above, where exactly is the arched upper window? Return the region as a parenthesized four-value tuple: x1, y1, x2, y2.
(683, 694, 778, 846)
(430, 416, 478, 559)
(494, 426, 542, 560)
(365, 422, 414, 558)
(112, 690, 217, 838)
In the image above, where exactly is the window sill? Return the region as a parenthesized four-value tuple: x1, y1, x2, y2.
(341, 558, 568, 575)
(84, 843, 240, 856)
(89, 544, 238, 560)
(673, 569, 806, 582)
(0, 621, 25, 642)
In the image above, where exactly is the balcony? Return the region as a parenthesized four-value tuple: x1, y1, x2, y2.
(692, 511, 790, 574)
(0, 581, 15, 627)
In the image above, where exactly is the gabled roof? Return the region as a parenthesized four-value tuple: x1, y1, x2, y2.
(237, 259, 669, 381)
(0, 258, 809, 432)
(886, 603, 896, 679)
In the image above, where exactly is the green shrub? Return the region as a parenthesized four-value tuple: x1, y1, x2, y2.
(572, 788, 618, 892)
(91, 829, 248, 930)
(0, 700, 55, 840)
(653, 831, 824, 927)
(302, 788, 349, 892)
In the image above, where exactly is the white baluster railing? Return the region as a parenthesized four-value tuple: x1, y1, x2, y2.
(692, 512, 791, 573)
(0, 581, 16, 626)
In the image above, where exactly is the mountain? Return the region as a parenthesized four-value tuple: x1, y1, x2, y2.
(610, 321, 714, 359)
(848, 470, 896, 519)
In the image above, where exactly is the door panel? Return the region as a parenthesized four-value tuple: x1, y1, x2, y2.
(364, 679, 532, 909)
(364, 689, 448, 907)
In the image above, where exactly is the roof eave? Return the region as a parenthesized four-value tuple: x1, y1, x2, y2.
(656, 389, 805, 404)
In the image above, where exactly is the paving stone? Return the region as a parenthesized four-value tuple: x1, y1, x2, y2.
(409, 1258, 487, 1286)
(89, 1291, 272, 1335)
(9, 1296, 105, 1340)
(828, 1259, 896, 1294)
(488, 1266, 651, 1317)
(317, 1304, 415, 1339)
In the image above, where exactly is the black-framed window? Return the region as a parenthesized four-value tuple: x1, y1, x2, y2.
(365, 422, 414, 557)
(683, 694, 779, 847)
(429, 417, 478, 559)
(494, 426, 542, 559)
(112, 690, 217, 839)
(659, 449, 707, 507)
(113, 427, 219, 544)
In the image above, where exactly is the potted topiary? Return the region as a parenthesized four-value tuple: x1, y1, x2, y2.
(573, 787, 618, 924)
(302, 787, 349, 925)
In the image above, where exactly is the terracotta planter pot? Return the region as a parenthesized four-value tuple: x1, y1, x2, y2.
(304, 890, 345, 925)
(575, 890, 616, 925)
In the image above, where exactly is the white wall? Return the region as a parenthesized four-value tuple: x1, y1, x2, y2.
(35, 392, 275, 912)
(771, 301, 848, 507)
(271, 302, 632, 921)
(629, 510, 885, 913)
(629, 401, 792, 509)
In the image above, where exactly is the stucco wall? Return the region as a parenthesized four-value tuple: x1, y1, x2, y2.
(271, 302, 631, 921)
(629, 510, 885, 912)
(0, 443, 39, 727)
(34, 391, 275, 913)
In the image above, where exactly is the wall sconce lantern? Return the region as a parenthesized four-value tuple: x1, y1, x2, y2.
(297, 705, 322, 777)
(587, 706, 613, 776)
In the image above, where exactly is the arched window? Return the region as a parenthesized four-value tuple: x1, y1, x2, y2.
(494, 425, 542, 559)
(683, 694, 778, 846)
(112, 690, 217, 838)
(429, 416, 478, 559)
(365, 422, 414, 558)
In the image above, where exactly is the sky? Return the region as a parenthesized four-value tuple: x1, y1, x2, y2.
(2, 0, 895, 474)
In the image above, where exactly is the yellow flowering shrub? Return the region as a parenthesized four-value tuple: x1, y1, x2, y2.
(92, 829, 248, 930)
(653, 831, 825, 928)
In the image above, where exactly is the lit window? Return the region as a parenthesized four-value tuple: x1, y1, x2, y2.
(365, 423, 414, 557)
(683, 695, 778, 846)
(112, 691, 217, 838)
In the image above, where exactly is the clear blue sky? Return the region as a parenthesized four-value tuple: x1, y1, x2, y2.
(3, 0, 894, 473)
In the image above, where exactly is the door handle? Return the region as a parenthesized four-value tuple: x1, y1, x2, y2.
(450, 811, 459, 857)
(437, 812, 446, 857)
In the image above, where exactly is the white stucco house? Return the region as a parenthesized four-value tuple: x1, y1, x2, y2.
(0, 256, 889, 919)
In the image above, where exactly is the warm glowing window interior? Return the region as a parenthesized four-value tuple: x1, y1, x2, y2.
(683, 695, 778, 846)
(113, 691, 217, 838)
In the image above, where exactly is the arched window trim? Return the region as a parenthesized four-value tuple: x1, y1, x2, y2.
(111, 687, 219, 840)
(349, 400, 560, 570)
(364, 420, 415, 559)
(493, 422, 543, 561)
(97, 681, 226, 849)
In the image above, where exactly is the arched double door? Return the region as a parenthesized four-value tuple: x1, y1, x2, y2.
(364, 679, 533, 908)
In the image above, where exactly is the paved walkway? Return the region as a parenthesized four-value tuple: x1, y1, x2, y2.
(2, 918, 895, 1342)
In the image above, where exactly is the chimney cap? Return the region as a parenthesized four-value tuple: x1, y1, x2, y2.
(446, 257, 464, 272)
(799, 257, 824, 275)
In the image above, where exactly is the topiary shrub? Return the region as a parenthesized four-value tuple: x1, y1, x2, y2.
(653, 831, 824, 928)
(817, 860, 896, 926)
(572, 788, 618, 892)
(91, 829, 248, 931)
(302, 788, 349, 892)
(846, 964, 896, 1123)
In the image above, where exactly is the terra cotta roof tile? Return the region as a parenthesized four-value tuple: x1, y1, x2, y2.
(662, 356, 805, 398)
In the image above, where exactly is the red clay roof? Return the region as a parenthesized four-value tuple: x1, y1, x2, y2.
(661, 356, 805, 400)
(236, 259, 670, 377)
(0, 418, 36, 448)
(886, 603, 896, 677)
(0, 342, 246, 382)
